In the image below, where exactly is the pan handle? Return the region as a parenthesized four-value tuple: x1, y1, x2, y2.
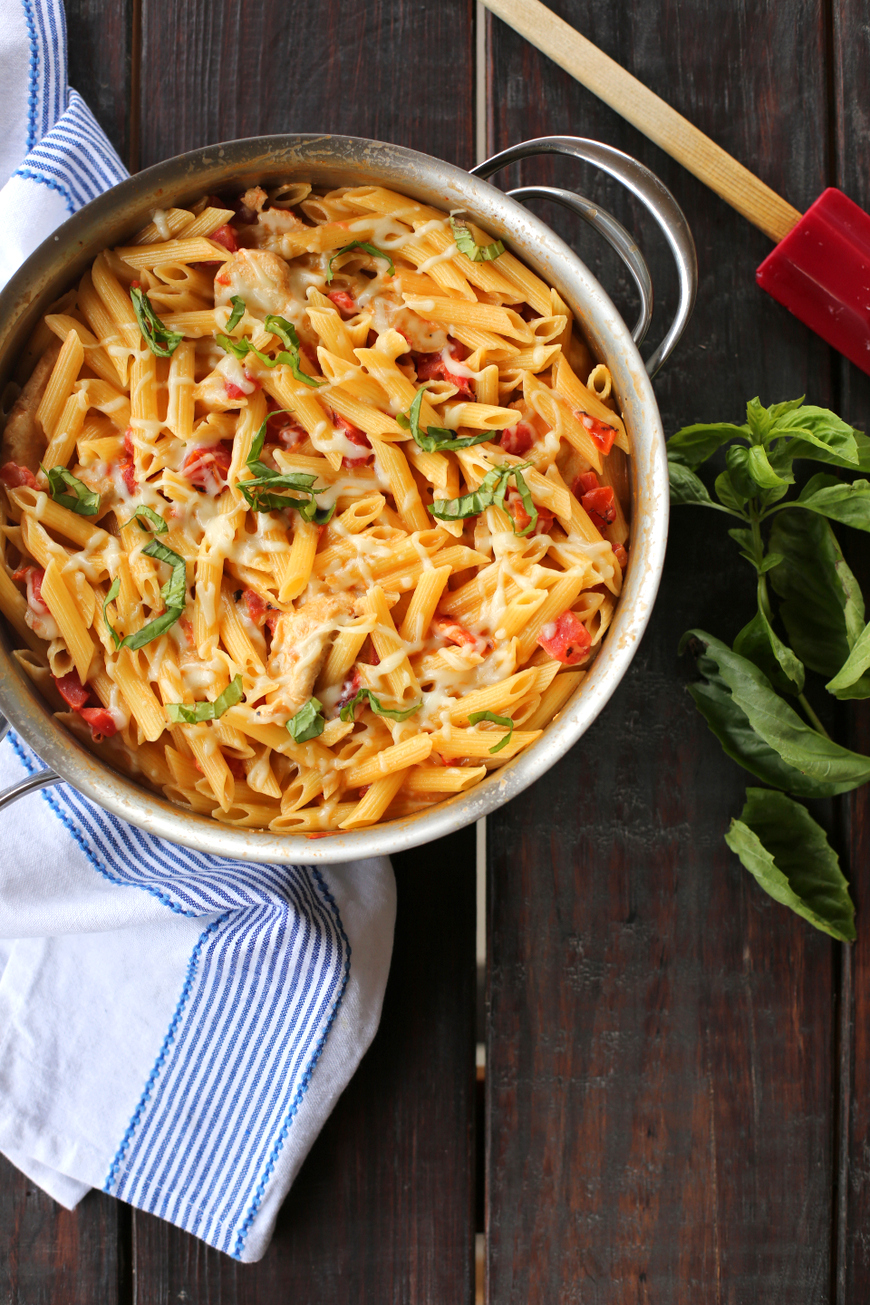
(0, 714, 60, 810)
(471, 135, 697, 377)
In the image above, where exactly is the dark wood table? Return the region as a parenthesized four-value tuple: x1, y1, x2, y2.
(4, 1, 870, 1300)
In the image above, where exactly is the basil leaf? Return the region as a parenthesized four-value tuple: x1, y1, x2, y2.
(42, 465, 101, 516)
(103, 575, 122, 650)
(326, 242, 395, 284)
(146, 539, 186, 611)
(792, 473, 870, 531)
(768, 511, 865, 679)
(216, 318, 324, 389)
(668, 461, 715, 507)
(682, 629, 870, 792)
(215, 331, 249, 361)
(130, 286, 183, 357)
(746, 396, 775, 443)
(826, 623, 870, 699)
(733, 609, 804, 695)
(772, 404, 859, 465)
(226, 296, 246, 333)
(396, 386, 492, 453)
(165, 675, 244, 724)
(786, 429, 870, 473)
(758, 552, 784, 575)
(726, 445, 759, 501)
(105, 541, 187, 651)
(714, 470, 748, 513)
(725, 787, 855, 941)
(238, 409, 334, 519)
(428, 462, 533, 534)
(746, 444, 787, 489)
(123, 504, 167, 534)
(511, 468, 537, 537)
(468, 709, 513, 753)
(338, 688, 422, 723)
(666, 421, 748, 469)
(449, 217, 505, 262)
(287, 696, 327, 742)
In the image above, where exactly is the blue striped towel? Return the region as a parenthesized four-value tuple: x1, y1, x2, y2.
(0, 0, 396, 1262)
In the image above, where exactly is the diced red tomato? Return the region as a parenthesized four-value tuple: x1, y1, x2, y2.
(78, 707, 118, 741)
(413, 342, 474, 399)
(215, 272, 231, 287)
(119, 429, 137, 495)
(336, 667, 363, 713)
(53, 669, 90, 710)
(614, 543, 628, 569)
(575, 411, 617, 455)
(266, 401, 308, 448)
(224, 381, 246, 400)
(431, 614, 479, 651)
(572, 471, 600, 498)
(327, 290, 357, 317)
(536, 610, 592, 665)
(0, 461, 37, 490)
(11, 564, 48, 613)
(499, 422, 536, 457)
(181, 441, 233, 493)
(336, 413, 373, 468)
(51, 670, 118, 741)
(581, 485, 616, 530)
(242, 589, 268, 628)
(265, 609, 282, 638)
(504, 487, 554, 536)
(210, 224, 239, 254)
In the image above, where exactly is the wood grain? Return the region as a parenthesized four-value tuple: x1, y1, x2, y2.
(64, 0, 135, 167)
(0, 1159, 127, 1305)
(485, 1, 841, 1299)
(832, 5, 870, 1300)
(132, 833, 478, 1303)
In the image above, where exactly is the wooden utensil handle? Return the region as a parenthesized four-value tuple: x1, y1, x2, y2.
(481, 0, 802, 243)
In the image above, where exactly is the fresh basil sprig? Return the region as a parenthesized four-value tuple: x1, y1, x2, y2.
(396, 386, 492, 453)
(237, 410, 335, 522)
(226, 295, 246, 332)
(326, 242, 395, 284)
(339, 688, 422, 723)
(122, 504, 168, 534)
(449, 216, 505, 262)
(216, 314, 323, 388)
(670, 394, 870, 940)
(166, 675, 243, 724)
(468, 709, 514, 754)
(42, 465, 101, 516)
(429, 460, 537, 536)
(288, 696, 327, 742)
(130, 286, 183, 357)
(104, 540, 187, 651)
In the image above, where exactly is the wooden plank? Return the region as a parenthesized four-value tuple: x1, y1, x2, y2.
(137, 0, 477, 172)
(832, 5, 870, 1299)
(127, 3, 479, 1296)
(484, 1, 839, 1299)
(0, 1156, 127, 1305)
(133, 828, 478, 1301)
(65, 0, 136, 168)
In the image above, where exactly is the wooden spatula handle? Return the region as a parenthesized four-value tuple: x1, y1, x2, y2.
(481, 0, 802, 243)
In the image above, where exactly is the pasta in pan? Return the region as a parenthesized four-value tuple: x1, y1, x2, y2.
(0, 181, 631, 833)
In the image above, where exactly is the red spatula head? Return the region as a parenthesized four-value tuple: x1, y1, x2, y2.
(757, 188, 870, 375)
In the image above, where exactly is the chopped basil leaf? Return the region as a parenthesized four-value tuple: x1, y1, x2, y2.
(449, 216, 505, 262)
(339, 688, 422, 723)
(428, 461, 537, 536)
(215, 316, 323, 388)
(238, 409, 335, 520)
(468, 709, 514, 753)
(396, 385, 492, 453)
(326, 242, 396, 284)
(122, 504, 168, 534)
(226, 295, 246, 332)
(41, 465, 101, 517)
(103, 541, 187, 651)
(165, 674, 244, 724)
(288, 696, 327, 742)
(130, 286, 183, 357)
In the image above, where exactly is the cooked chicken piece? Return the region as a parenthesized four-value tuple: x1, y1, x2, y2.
(267, 592, 357, 715)
(214, 249, 294, 318)
(240, 186, 268, 214)
(1, 339, 61, 470)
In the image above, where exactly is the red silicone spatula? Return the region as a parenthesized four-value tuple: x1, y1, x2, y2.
(481, 0, 870, 374)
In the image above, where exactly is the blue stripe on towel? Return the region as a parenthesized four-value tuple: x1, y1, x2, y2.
(14, 89, 127, 212)
(9, 735, 351, 1258)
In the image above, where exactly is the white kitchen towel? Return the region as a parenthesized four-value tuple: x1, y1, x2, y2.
(0, 0, 397, 1263)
